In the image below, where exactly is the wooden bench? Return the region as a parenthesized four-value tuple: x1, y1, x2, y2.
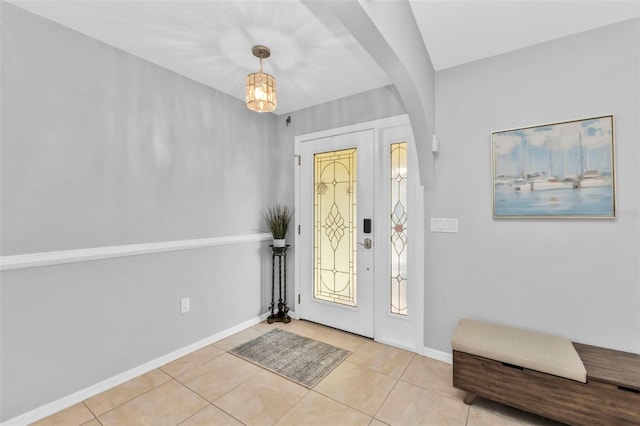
(452, 319, 640, 425)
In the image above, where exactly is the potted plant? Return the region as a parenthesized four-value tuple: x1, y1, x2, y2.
(262, 204, 293, 248)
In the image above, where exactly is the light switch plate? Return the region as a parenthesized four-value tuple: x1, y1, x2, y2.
(430, 218, 458, 233)
(180, 297, 191, 314)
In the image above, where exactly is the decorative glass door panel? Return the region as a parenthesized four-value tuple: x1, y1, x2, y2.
(390, 142, 408, 316)
(314, 149, 357, 307)
(298, 129, 374, 338)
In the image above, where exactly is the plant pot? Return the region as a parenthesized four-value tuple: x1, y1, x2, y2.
(273, 238, 286, 248)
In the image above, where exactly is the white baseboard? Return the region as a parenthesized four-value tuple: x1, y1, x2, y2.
(2, 312, 270, 426)
(423, 346, 452, 364)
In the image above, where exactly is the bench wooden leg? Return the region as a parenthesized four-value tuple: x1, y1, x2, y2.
(463, 393, 477, 405)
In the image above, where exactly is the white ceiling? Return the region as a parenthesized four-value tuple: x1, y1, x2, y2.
(9, 1, 640, 115)
(411, 1, 640, 71)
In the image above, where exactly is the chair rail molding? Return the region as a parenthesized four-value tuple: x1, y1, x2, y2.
(0, 233, 272, 271)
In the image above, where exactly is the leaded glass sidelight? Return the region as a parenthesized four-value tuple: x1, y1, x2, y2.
(314, 148, 357, 307)
(390, 142, 408, 316)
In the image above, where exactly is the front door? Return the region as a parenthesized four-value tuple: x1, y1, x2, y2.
(298, 130, 374, 337)
(294, 115, 423, 351)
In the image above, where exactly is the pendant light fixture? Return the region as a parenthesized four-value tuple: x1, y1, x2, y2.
(246, 45, 277, 113)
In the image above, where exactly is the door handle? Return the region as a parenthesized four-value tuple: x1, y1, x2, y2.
(357, 238, 372, 249)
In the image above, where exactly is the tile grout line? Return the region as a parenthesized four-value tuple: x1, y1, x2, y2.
(85, 371, 173, 418)
(208, 402, 248, 426)
(176, 402, 246, 426)
(90, 378, 177, 422)
(341, 358, 410, 383)
(347, 341, 418, 376)
(397, 354, 475, 404)
(159, 347, 226, 380)
(397, 375, 469, 404)
(174, 361, 263, 422)
(370, 373, 401, 423)
(368, 352, 417, 423)
(80, 401, 100, 426)
(175, 404, 211, 426)
(257, 388, 311, 425)
(307, 389, 376, 421)
(398, 352, 417, 377)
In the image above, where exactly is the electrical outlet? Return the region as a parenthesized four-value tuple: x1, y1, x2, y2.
(180, 297, 190, 314)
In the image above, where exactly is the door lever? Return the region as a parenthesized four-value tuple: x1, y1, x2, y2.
(357, 238, 372, 249)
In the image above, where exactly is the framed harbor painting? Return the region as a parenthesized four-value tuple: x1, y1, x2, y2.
(492, 115, 615, 219)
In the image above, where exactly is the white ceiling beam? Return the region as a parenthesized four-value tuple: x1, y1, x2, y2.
(303, 0, 436, 186)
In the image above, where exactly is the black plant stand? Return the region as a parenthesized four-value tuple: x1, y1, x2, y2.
(267, 245, 291, 324)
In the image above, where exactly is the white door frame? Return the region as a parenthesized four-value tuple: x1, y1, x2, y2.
(293, 114, 425, 354)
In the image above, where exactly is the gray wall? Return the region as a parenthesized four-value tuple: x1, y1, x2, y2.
(1, 4, 281, 254)
(1, 3, 284, 420)
(426, 18, 640, 354)
(278, 84, 406, 140)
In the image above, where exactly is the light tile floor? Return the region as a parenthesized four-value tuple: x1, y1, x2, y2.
(32, 319, 564, 426)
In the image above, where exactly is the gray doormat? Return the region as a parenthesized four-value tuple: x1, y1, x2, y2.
(229, 328, 351, 388)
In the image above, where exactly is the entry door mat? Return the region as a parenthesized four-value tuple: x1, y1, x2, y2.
(229, 328, 351, 388)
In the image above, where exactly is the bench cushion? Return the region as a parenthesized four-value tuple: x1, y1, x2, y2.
(452, 319, 587, 383)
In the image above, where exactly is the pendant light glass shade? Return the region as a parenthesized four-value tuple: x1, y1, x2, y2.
(246, 71, 277, 112)
(246, 46, 277, 113)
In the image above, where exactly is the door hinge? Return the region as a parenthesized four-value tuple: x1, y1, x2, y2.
(298, 294, 301, 304)
(295, 155, 300, 166)
(298, 224, 301, 234)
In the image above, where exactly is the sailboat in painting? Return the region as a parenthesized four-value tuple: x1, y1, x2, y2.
(577, 132, 611, 188)
(530, 150, 577, 191)
(531, 176, 576, 190)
